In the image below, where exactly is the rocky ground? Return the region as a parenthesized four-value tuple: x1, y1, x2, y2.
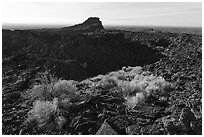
(2, 18, 202, 135)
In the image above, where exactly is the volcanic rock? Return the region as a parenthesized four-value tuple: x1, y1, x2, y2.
(179, 108, 196, 132)
(162, 116, 182, 135)
(63, 17, 104, 32)
(96, 120, 118, 135)
(2, 17, 202, 135)
(126, 123, 140, 135)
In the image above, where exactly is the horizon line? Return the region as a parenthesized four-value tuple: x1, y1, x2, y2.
(2, 23, 202, 29)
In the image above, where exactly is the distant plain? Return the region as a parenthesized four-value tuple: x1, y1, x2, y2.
(3, 24, 202, 35)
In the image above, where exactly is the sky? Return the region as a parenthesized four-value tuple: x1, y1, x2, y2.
(2, 2, 202, 27)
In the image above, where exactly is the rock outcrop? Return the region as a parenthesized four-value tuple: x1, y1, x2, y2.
(62, 17, 104, 32)
(96, 120, 118, 135)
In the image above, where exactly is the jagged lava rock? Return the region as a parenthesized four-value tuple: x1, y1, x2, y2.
(179, 108, 197, 133)
(96, 120, 118, 135)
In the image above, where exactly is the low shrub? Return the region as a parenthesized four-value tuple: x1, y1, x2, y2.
(124, 92, 146, 108)
(23, 84, 52, 102)
(96, 76, 117, 89)
(34, 71, 59, 86)
(84, 66, 172, 109)
(24, 72, 78, 130)
(26, 98, 66, 130)
(24, 74, 78, 103)
(118, 80, 148, 97)
(116, 67, 172, 108)
(23, 72, 58, 102)
(53, 80, 78, 101)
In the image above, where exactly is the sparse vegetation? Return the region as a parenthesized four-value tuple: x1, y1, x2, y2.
(23, 72, 79, 130)
(116, 67, 172, 108)
(24, 66, 172, 130)
(2, 17, 201, 135)
(26, 99, 60, 129)
(23, 72, 78, 102)
(82, 66, 172, 109)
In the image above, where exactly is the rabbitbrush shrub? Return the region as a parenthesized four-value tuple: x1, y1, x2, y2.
(96, 76, 118, 89)
(24, 75, 78, 103)
(26, 98, 66, 130)
(23, 72, 59, 102)
(84, 66, 172, 109)
(117, 67, 172, 108)
(24, 72, 78, 129)
(93, 66, 172, 109)
(53, 80, 78, 101)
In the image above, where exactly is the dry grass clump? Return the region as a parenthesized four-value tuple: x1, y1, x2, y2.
(122, 76, 171, 108)
(24, 76, 78, 102)
(24, 72, 79, 129)
(53, 80, 78, 101)
(26, 98, 66, 130)
(82, 66, 172, 109)
(23, 72, 58, 102)
(115, 67, 172, 108)
(96, 76, 117, 89)
(81, 66, 171, 109)
(124, 92, 146, 108)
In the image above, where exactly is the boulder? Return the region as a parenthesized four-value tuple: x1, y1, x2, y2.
(179, 108, 196, 132)
(96, 120, 118, 135)
(126, 123, 140, 135)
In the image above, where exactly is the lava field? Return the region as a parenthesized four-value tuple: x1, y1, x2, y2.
(2, 17, 202, 135)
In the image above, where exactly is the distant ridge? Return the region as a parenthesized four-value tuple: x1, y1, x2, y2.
(62, 17, 104, 32)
